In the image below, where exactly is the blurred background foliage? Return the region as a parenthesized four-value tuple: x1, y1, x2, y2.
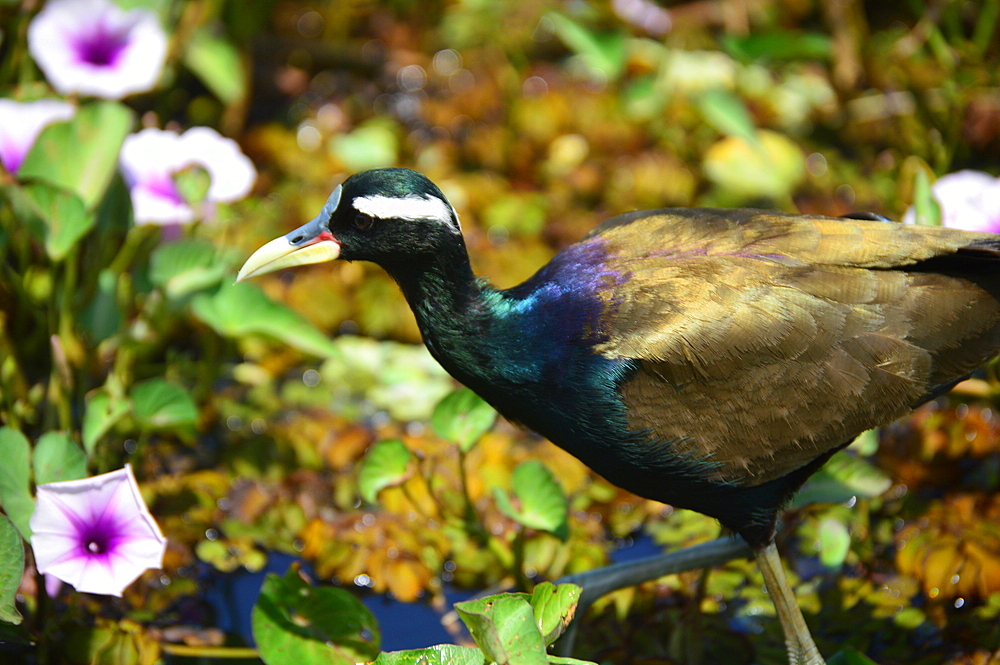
(2, 0, 1000, 663)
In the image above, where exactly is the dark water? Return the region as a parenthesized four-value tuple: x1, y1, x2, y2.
(204, 535, 661, 651)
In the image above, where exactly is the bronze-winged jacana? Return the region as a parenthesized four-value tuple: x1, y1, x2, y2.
(238, 168, 1000, 665)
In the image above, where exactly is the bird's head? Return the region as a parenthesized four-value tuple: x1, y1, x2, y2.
(236, 168, 461, 281)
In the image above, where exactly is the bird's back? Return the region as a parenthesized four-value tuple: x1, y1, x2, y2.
(580, 209, 1000, 489)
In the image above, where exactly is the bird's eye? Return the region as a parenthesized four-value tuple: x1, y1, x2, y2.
(354, 213, 374, 230)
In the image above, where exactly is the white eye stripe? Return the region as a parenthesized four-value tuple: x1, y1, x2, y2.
(352, 194, 461, 234)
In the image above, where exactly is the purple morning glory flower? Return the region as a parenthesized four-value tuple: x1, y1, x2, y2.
(0, 99, 76, 174)
(28, 0, 168, 100)
(29, 464, 167, 597)
(904, 169, 1000, 232)
(119, 126, 257, 225)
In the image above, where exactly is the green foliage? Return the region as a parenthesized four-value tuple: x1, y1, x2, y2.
(431, 388, 497, 452)
(495, 461, 569, 540)
(18, 101, 134, 209)
(252, 566, 380, 665)
(358, 439, 414, 504)
(0, 428, 34, 540)
(373, 645, 486, 665)
(192, 281, 342, 358)
(184, 28, 247, 105)
(82, 390, 130, 457)
(18, 184, 95, 262)
(791, 451, 891, 509)
(149, 238, 228, 299)
(129, 379, 198, 431)
(529, 582, 581, 646)
(33, 432, 87, 485)
(0, 515, 24, 625)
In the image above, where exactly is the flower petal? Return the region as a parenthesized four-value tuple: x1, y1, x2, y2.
(27, 0, 167, 100)
(29, 464, 166, 597)
(0, 99, 76, 173)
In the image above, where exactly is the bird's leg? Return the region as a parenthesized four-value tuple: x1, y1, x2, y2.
(754, 542, 825, 665)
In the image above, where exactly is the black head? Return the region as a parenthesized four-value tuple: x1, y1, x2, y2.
(237, 168, 463, 281)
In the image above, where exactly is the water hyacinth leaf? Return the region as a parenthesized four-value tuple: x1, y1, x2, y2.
(18, 101, 134, 209)
(529, 582, 581, 646)
(697, 90, 759, 146)
(329, 120, 399, 172)
(149, 238, 228, 299)
(546, 13, 626, 80)
(21, 183, 96, 261)
(191, 281, 340, 358)
(33, 432, 87, 485)
(817, 516, 851, 568)
(496, 460, 569, 540)
(431, 388, 497, 452)
(791, 451, 891, 508)
(455, 594, 548, 665)
(0, 427, 34, 539)
(0, 515, 24, 624)
(912, 168, 942, 226)
(702, 130, 805, 201)
(82, 390, 130, 456)
(252, 566, 380, 665)
(373, 645, 485, 665)
(184, 28, 247, 104)
(130, 379, 198, 430)
(358, 439, 414, 504)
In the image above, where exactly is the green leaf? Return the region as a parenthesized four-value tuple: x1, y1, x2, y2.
(18, 101, 134, 209)
(33, 432, 87, 486)
(792, 451, 891, 508)
(431, 389, 497, 453)
(546, 13, 627, 80)
(529, 582, 581, 646)
(373, 645, 485, 665)
(827, 648, 880, 665)
(150, 239, 227, 299)
(252, 566, 380, 665)
(21, 184, 95, 261)
(82, 389, 130, 457)
(455, 594, 548, 665)
(357, 439, 414, 504)
(0, 427, 34, 540)
(130, 379, 198, 430)
(0, 515, 24, 624)
(329, 120, 399, 172)
(548, 658, 599, 664)
(184, 28, 247, 104)
(80, 270, 122, 344)
(191, 281, 341, 358)
(702, 130, 805, 202)
(817, 517, 851, 568)
(722, 32, 832, 63)
(697, 90, 758, 145)
(496, 461, 569, 540)
(913, 168, 942, 226)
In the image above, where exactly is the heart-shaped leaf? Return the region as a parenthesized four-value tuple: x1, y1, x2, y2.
(130, 379, 198, 430)
(0, 427, 34, 539)
(33, 432, 87, 486)
(0, 515, 24, 624)
(192, 281, 340, 358)
(455, 594, 548, 665)
(252, 566, 380, 665)
(150, 238, 228, 299)
(357, 439, 414, 504)
(18, 101, 134, 209)
(82, 389, 130, 456)
(529, 582, 581, 646)
(496, 461, 569, 540)
(431, 389, 497, 453)
(21, 183, 95, 261)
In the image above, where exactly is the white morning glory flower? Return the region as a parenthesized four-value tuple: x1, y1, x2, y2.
(904, 169, 1000, 232)
(28, 0, 168, 100)
(29, 464, 167, 597)
(0, 99, 76, 173)
(119, 126, 257, 225)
